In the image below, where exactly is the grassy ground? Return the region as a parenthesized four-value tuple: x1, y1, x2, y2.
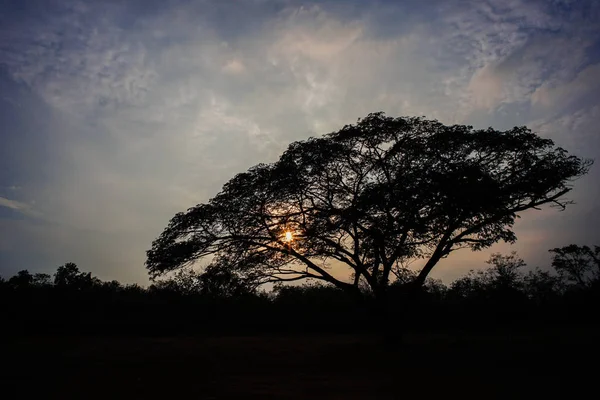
(2, 327, 598, 399)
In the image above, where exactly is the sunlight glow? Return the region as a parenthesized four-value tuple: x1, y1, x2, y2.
(284, 231, 294, 242)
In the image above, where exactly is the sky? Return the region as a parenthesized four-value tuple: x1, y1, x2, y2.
(0, 0, 599, 285)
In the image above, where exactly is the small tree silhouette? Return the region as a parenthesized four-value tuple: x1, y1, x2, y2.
(8, 270, 34, 289)
(550, 244, 600, 287)
(54, 262, 99, 290)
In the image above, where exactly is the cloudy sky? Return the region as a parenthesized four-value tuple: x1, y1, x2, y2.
(1, 0, 599, 284)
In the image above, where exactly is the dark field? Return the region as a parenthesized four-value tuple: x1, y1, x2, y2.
(3, 328, 598, 399)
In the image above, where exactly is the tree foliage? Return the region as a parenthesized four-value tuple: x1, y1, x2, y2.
(449, 252, 526, 301)
(54, 262, 99, 290)
(150, 265, 256, 298)
(7, 270, 51, 289)
(146, 113, 592, 298)
(549, 244, 600, 287)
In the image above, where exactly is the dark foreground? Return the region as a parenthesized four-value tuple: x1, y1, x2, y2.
(3, 328, 598, 399)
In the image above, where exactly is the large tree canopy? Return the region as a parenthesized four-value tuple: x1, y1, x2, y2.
(147, 113, 592, 298)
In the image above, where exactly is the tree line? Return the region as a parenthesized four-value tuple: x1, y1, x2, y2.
(2, 244, 598, 336)
(4, 113, 596, 336)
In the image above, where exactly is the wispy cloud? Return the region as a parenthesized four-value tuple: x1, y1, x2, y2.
(0, 196, 40, 218)
(0, 196, 31, 212)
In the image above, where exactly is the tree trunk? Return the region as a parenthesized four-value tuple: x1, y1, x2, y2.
(414, 250, 446, 288)
(371, 286, 400, 344)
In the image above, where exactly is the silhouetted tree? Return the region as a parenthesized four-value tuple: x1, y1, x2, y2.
(150, 266, 255, 298)
(524, 268, 563, 304)
(147, 113, 592, 307)
(100, 280, 123, 292)
(54, 262, 99, 290)
(449, 252, 526, 301)
(150, 267, 203, 295)
(486, 252, 525, 291)
(8, 270, 34, 289)
(392, 267, 418, 285)
(33, 273, 51, 286)
(54, 262, 79, 286)
(422, 277, 447, 298)
(199, 265, 257, 298)
(6, 270, 52, 289)
(550, 244, 600, 287)
(150, 115, 592, 305)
